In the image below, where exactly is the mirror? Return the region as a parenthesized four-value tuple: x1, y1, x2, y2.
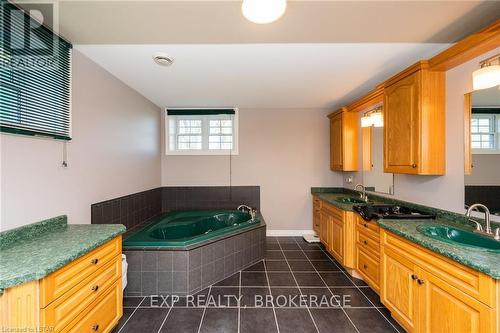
(464, 86, 500, 216)
(361, 107, 394, 194)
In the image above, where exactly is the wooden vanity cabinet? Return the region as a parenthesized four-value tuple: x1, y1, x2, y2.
(380, 230, 498, 333)
(355, 215, 380, 292)
(383, 61, 445, 175)
(0, 237, 123, 333)
(313, 197, 321, 233)
(328, 107, 358, 172)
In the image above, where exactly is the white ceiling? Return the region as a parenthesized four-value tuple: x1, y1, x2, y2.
(76, 43, 450, 109)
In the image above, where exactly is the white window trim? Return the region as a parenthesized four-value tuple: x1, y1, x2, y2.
(164, 108, 239, 155)
(471, 113, 500, 154)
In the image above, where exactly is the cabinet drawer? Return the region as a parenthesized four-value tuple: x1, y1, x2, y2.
(356, 219, 380, 237)
(356, 230, 380, 257)
(62, 280, 122, 333)
(40, 237, 121, 308)
(357, 248, 380, 290)
(41, 255, 121, 332)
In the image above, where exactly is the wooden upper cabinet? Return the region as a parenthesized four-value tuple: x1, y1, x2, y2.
(383, 61, 445, 175)
(328, 107, 358, 171)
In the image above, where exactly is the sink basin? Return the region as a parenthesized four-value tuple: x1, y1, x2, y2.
(417, 224, 500, 252)
(335, 197, 366, 204)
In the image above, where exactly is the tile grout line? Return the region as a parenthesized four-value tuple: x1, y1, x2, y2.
(196, 285, 212, 333)
(294, 238, 361, 333)
(156, 304, 173, 333)
(262, 259, 281, 333)
(238, 270, 241, 333)
(277, 239, 320, 333)
(315, 241, 402, 333)
(117, 296, 146, 333)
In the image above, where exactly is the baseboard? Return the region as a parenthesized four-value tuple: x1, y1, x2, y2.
(266, 229, 316, 236)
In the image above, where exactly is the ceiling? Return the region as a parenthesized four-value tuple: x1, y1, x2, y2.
(76, 43, 451, 109)
(28, 1, 500, 44)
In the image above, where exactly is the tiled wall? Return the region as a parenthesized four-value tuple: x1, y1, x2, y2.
(91, 188, 162, 230)
(91, 186, 260, 230)
(162, 186, 260, 212)
(124, 226, 266, 296)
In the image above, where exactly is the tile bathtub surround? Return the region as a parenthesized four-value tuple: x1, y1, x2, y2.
(114, 237, 404, 333)
(0, 219, 125, 292)
(162, 186, 260, 212)
(91, 188, 162, 230)
(123, 226, 266, 296)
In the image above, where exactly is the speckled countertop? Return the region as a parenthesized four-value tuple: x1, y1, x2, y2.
(0, 216, 125, 292)
(311, 187, 500, 280)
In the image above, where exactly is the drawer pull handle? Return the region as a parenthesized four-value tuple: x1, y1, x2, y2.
(363, 240, 368, 245)
(364, 223, 368, 228)
(91, 258, 99, 265)
(411, 274, 418, 280)
(92, 324, 99, 331)
(363, 264, 368, 269)
(91, 285, 99, 292)
(411, 163, 417, 168)
(417, 279, 425, 285)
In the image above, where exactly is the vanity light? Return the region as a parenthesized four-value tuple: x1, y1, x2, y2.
(371, 111, 384, 128)
(241, 0, 287, 24)
(361, 115, 373, 128)
(472, 54, 500, 90)
(361, 107, 383, 128)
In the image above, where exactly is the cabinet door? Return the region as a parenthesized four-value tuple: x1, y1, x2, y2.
(330, 113, 343, 171)
(381, 246, 419, 332)
(416, 267, 495, 333)
(329, 217, 344, 263)
(384, 71, 420, 174)
(313, 199, 321, 233)
(319, 212, 329, 248)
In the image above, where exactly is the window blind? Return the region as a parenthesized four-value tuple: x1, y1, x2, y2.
(0, 1, 72, 140)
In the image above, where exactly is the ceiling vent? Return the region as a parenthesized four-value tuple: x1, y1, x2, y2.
(153, 52, 174, 67)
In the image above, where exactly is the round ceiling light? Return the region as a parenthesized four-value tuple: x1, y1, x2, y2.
(242, 0, 286, 24)
(153, 52, 174, 67)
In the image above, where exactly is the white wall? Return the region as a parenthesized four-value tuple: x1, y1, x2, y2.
(465, 154, 500, 185)
(161, 108, 342, 231)
(0, 50, 161, 231)
(344, 47, 500, 214)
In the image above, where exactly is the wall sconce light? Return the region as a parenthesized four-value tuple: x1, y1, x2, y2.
(361, 106, 383, 128)
(472, 54, 500, 91)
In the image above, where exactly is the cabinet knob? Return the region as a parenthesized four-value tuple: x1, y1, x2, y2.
(364, 223, 368, 228)
(91, 285, 99, 292)
(92, 324, 99, 331)
(90, 258, 99, 265)
(411, 164, 417, 168)
(411, 274, 418, 280)
(417, 279, 425, 285)
(363, 264, 368, 269)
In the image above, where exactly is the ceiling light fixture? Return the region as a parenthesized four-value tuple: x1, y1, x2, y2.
(153, 52, 174, 67)
(472, 54, 500, 90)
(241, 0, 286, 24)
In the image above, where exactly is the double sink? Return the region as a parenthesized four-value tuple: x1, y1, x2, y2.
(334, 196, 500, 253)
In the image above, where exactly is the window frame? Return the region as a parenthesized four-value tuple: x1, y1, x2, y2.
(165, 108, 239, 155)
(471, 113, 500, 154)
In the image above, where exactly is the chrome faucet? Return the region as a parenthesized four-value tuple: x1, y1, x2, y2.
(237, 205, 257, 220)
(465, 203, 499, 240)
(354, 184, 368, 202)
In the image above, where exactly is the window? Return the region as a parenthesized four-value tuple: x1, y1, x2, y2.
(0, 2, 72, 140)
(166, 109, 238, 155)
(471, 113, 500, 152)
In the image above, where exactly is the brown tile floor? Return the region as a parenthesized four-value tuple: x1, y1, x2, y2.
(113, 237, 405, 333)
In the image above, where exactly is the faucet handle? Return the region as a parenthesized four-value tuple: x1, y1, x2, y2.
(469, 219, 483, 232)
(494, 228, 500, 240)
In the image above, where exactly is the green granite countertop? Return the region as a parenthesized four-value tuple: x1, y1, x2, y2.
(0, 216, 125, 292)
(311, 187, 500, 280)
(377, 219, 500, 279)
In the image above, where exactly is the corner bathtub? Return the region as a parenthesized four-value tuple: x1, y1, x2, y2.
(123, 210, 260, 248)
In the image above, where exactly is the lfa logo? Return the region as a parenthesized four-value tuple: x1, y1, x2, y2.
(1, 1, 59, 69)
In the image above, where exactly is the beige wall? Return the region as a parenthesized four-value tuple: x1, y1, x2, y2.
(345, 47, 500, 215)
(465, 154, 500, 186)
(0, 50, 161, 231)
(161, 108, 341, 232)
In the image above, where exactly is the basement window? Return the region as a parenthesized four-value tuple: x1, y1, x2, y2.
(471, 112, 500, 153)
(166, 109, 238, 155)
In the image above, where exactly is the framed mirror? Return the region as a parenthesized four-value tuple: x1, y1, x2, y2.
(464, 86, 500, 217)
(361, 106, 394, 194)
